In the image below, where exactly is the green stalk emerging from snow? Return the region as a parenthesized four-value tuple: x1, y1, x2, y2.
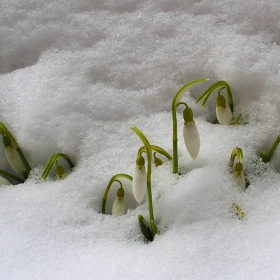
(171, 78, 208, 174)
(260, 135, 280, 163)
(131, 126, 158, 240)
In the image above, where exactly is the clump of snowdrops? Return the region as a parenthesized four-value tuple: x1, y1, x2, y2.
(0, 122, 74, 185)
(1, 78, 278, 242)
(101, 78, 280, 242)
(101, 79, 242, 241)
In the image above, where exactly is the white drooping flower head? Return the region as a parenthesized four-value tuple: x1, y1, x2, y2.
(112, 187, 125, 216)
(183, 107, 200, 159)
(132, 155, 147, 203)
(216, 94, 232, 125)
(0, 176, 11, 186)
(4, 144, 25, 175)
(234, 162, 246, 191)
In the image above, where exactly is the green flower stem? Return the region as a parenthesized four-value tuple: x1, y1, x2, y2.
(171, 78, 209, 174)
(131, 126, 158, 237)
(41, 153, 74, 180)
(0, 169, 24, 183)
(260, 135, 280, 163)
(137, 145, 172, 161)
(229, 147, 243, 170)
(101, 173, 132, 214)
(195, 81, 234, 112)
(0, 122, 31, 177)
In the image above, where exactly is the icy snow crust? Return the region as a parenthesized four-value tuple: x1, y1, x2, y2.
(1, 0, 280, 279)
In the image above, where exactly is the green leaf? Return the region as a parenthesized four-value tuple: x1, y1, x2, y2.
(138, 215, 153, 242)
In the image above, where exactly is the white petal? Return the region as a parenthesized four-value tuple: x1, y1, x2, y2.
(5, 146, 25, 174)
(112, 197, 125, 216)
(216, 104, 232, 125)
(183, 122, 200, 159)
(0, 176, 11, 186)
(132, 166, 147, 203)
(235, 171, 246, 191)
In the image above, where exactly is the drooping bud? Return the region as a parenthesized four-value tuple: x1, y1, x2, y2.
(112, 187, 125, 216)
(56, 165, 68, 180)
(132, 157, 147, 203)
(3, 136, 25, 175)
(182, 106, 200, 159)
(234, 162, 245, 191)
(216, 94, 232, 125)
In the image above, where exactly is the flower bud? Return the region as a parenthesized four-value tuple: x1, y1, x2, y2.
(112, 187, 125, 216)
(234, 162, 245, 191)
(216, 94, 232, 125)
(4, 142, 25, 175)
(56, 165, 68, 180)
(183, 121, 200, 159)
(132, 161, 147, 203)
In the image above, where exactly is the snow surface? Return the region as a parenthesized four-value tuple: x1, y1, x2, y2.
(1, 0, 280, 279)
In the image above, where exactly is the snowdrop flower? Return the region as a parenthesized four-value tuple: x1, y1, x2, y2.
(234, 162, 245, 191)
(3, 136, 25, 175)
(132, 155, 147, 203)
(216, 93, 232, 125)
(55, 164, 68, 180)
(112, 187, 125, 216)
(183, 107, 200, 159)
(0, 176, 11, 186)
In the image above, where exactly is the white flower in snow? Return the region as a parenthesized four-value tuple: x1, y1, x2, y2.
(5, 145, 25, 175)
(216, 94, 232, 125)
(132, 155, 147, 203)
(183, 107, 200, 159)
(112, 187, 125, 216)
(0, 176, 11, 186)
(234, 162, 246, 191)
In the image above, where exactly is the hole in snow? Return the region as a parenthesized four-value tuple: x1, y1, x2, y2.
(0, 49, 40, 74)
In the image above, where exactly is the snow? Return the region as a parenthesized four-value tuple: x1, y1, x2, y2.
(1, 0, 280, 279)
